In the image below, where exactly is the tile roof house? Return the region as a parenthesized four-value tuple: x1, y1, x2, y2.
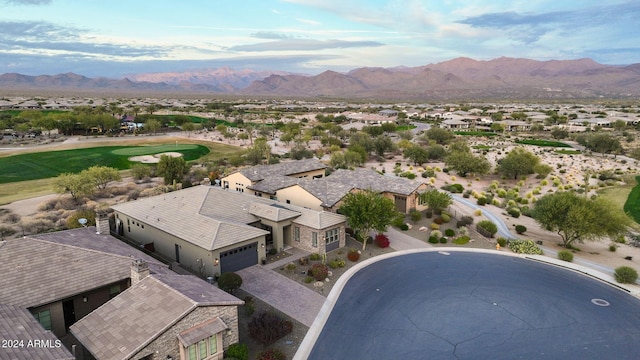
(71, 270, 243, 360)
(0, 304, 74, 360)
(274, 168, 429, 214)
(0, 228, 169, 359)
(111, 185, 347, 274)
(220, 158, 326, 194)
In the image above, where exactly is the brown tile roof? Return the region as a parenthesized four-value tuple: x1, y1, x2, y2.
(112, 186, 347, 249)
(0, 304, 74, 360)
(0, 237, 133, 308)
(70, 274, 242, 360)
(237, 158, 326, 181)
(177, 317, 227, 347)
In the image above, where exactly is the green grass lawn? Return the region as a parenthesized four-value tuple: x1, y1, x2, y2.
(623, 176, 640, 226)
(454, 131, 498, 137)
(515, 139, 571, 147)
(0, 144, 210, 184)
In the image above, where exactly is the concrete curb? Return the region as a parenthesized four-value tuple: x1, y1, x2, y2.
(293, 247, 640, 359)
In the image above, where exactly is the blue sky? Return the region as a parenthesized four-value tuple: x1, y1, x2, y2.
(2, 0, 639, 77)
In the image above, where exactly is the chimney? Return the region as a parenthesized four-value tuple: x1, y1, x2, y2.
(131, 258, 149, 285)
(95, 211, 110, 235)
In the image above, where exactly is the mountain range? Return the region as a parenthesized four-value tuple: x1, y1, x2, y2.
(2, 57, 640, 100)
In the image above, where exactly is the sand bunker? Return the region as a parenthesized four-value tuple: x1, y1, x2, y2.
(129, 152, 183, 163)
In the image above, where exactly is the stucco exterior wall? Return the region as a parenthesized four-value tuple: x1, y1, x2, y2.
(221, 172, 252, 192)
(114, 211, 266, 278)
(131, 305, 240, 360)
(276, 185, 324, 210)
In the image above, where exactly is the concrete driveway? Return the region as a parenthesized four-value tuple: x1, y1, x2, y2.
(300, 251, 640, 360)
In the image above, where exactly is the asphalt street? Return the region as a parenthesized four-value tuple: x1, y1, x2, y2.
(307, 252, 640, 360)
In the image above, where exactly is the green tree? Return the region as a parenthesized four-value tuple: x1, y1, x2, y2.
(404, 145, 429, 165)
(157, 155, 188, 185)
(130, 164, 152, 180)
(424, 127, 454, 145)
(372, 135, 395, 157)
(54, 173, 94, 203)
(339, 190, 399, 251)
(426, 144, 447, 160)
(533, 163, 553, 179)
(445, 150, 490, 177)
(497, 148, 540, 180)
(532, 192, 631, 248)
(582, 133, 622, 155)
(418, 189, 453, 212)
(550, 127, 568, 139)
(145, 118, 161, 135)
(82, 166, 121, 190)
(490, 112, 503, 122)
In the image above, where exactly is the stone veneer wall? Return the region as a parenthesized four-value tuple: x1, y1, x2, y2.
(293, 223, 346, 254)
(131, 305, 240, 360)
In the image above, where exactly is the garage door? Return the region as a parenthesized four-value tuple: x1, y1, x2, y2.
(220, 242, 258, 273)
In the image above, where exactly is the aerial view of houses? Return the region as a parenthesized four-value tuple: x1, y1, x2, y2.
(2, 1, 640, 359)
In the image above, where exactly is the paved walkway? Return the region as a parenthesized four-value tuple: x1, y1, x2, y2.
(386, 227, 431, 251)
(237, 265, 326, 327)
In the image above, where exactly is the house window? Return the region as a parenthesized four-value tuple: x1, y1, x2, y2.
(109, 285, 121, 299)
(312, 232, 318, 248)
(294, 227, 300, 242)
(185, 334, 218, 360)
(325, 228, 339, 245)
(34, 309, 52, 330)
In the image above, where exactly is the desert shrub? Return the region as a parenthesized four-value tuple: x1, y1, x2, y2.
(304, 276, 314, 283)
(424, 209, 433, 218)
(449, 183, 464, 193)
(298, 257, 309, 266)
(496, 237, 508, 247)
(508, 239, 543, 255)
(453, 236, 470, 245)
(0, 226, 16, 240)
(375, 234, 390, 248)
(392, 216, 406, 228)
(347, 249, 360, 261)
(257, 348, 286, 360)
(515, 225, 527, 234)
(455, 220, 466, 228)
(609, 244, 617, 252)
(226, 343, 249, 360)
(66, 209, 97, 229)
(444, 228, 455, 237)
(398, 223, 409, 231)
(218, 272, 243, 293)
(430, 223, 440, 230)
(439, 237, 447, 243)
(460, 215, 474, 225)
(614, 266, 638, 284)
(507, 207, 521, 218)
(328, 258, 345, 269)
(310, 263, 329, 281)
(476, 220, 498, 237)
(249, 312, 293, 346)
(285, 263, 297, 272)
(557, 250, 574, 262)
(410, 209, 422, 222)
(428, 236, 439, 244)
(477, 197, 487, 206)
(458, 226, 469, 236)
(20, 218, 55, 235)
(131, 163, 152, 181)
(309, 253, 321, 261)
(430, 230, 442, 238)
(268, 248, 278, 256)
(127, 188, 141, 201)
(440, 214, 451, 223)
(614, 236, 626, 244)
(433, 217, 444, 225)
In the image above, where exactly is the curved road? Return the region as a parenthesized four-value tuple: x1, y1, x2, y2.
(305, 251, 640, 360)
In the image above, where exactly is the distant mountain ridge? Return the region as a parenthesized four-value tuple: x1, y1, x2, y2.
(2, 57, 640, 100)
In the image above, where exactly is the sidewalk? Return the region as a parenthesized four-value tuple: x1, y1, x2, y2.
(386, 227, 431, 251)
(237, 265, 326, 327)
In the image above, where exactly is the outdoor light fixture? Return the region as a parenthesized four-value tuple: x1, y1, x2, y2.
(214, 258, 219, 265)
(83, 296, 88, 303)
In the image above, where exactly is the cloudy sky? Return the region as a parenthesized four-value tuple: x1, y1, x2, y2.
(2, 0, 639, 77)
